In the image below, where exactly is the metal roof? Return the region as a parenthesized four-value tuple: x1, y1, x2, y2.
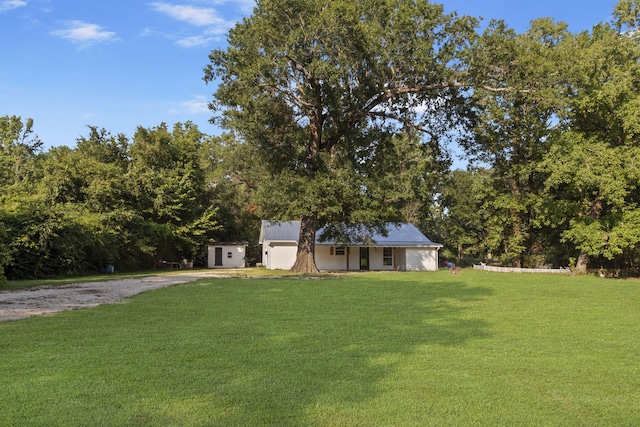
(260, 220, 301, 242)
(260, 220, 441, 247)
(205, 242, 248, 246)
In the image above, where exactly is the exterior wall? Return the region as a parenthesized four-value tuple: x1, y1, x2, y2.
(349, 248, 362, 270)
(405, 248, 438, 271)
(263, 243, 439, 271)
(208, 244, 246, 268)
(263, 241, 298, 270)
(395, 248, 407, 271)
(367, 247, 395, 271)
(315, 246, 349, 271)
(316, 246, 398, 271)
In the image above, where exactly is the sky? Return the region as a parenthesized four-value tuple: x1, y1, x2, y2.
(1, 0, 617, 151)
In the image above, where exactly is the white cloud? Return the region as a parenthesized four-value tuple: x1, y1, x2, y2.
(50, 20, 118, 47)
(212, 0, 255, 14)
(176, 35, 215, 47)
(182, 96, 210, 114)
(0, 0, 27, 12)
(150, 2, 225, 26)
(149, 1, 252, 47)
(140, 27, 156, 37)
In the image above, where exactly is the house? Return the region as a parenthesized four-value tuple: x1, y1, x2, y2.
(206, 242, 248, 268)
(259, 220, 442, 271)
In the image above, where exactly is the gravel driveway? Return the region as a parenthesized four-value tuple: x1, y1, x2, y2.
(0, 271, 228, 322)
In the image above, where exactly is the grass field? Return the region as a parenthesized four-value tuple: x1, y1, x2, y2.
(1, 270, 639, 426)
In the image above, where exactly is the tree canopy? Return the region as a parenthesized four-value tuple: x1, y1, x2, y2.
(205, 0, 478, 272)
(0, 119, 250, 281)
(204, 0, 640, 274)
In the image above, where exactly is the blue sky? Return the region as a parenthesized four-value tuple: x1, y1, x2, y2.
(1, 0, 616, 150)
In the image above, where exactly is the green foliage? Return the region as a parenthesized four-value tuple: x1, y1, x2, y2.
(206, 0, 478, 270)
(450, 1, 640, 269)
(613, 0, 640, 33)
(462, 18, 572, 267)
(543, 138, 640, 260)
(127, 122, 222, 262)
(0, 221, 10, 284)
(427, 168, 493, 259)
(0, 119, 233, 279)
(0, 115, 42, 190)
(539, 15, 640, 268)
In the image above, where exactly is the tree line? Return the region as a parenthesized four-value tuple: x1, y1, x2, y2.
(2, 0, 640, 281)
(0, 119, 257, 282)
(429, 2, 640, 273)
(206, 0, 640, 273)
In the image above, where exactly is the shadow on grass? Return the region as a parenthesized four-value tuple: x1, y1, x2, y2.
(0, 274, 494, 426)
(131, 275, 495, 425)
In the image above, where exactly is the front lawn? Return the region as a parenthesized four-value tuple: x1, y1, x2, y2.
(1, 270, 638, 425)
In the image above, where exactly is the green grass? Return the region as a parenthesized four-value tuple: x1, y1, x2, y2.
(1, 270, 639, 426)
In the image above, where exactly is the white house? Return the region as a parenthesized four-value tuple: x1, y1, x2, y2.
(259, 220, 442, 271)
(207, 242, 248, 268)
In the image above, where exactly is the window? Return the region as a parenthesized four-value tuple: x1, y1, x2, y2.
(335, 247, 345, 256)
(383, 247, 393, 266)
(227, 252, 232, 258)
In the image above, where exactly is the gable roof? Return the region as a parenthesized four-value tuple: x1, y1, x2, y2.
(260, 220, 441, 248)
(259, 220, 302, 242)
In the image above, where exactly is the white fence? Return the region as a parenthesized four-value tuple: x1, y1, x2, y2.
(473, 264, 571, 274)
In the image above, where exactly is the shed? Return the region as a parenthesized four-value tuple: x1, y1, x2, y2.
(206, 242, 248, 269)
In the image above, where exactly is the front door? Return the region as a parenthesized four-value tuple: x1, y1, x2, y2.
(360, 247, 369, 270)
(214, 247, 223, 266)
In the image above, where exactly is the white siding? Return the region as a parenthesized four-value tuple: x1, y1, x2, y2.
(264, 241, 298, 270)
(315, 246, 349, 271)
(367, 247, 394, 271)
(262, 244, 438, 271)
(224, 245, 246, 268)
(396, 248, 407, 271)
(208, 244, 246, 268)
(316, 246, 398, 271)
(405, 248, 438, 271)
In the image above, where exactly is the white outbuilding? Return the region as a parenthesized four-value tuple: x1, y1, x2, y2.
(206, 242, 248, 269)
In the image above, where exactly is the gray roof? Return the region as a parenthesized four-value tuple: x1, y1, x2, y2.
(260, 220, 302, 242)
(260, 220, 441, 247)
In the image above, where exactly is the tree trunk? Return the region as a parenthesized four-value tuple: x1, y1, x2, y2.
(290, 214, 320, 273)
(575, 252, 589, 273)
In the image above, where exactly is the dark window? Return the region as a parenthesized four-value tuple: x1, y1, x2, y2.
(383, 248, 393, 266)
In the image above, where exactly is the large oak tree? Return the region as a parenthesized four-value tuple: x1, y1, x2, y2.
(205, 0, 477, 272)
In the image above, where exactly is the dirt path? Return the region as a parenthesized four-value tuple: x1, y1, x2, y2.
(0, 271, 229, 322)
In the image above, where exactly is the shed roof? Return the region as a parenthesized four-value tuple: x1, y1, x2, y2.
(260, 220, 441, 248)
(206, 242, 248, 247)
